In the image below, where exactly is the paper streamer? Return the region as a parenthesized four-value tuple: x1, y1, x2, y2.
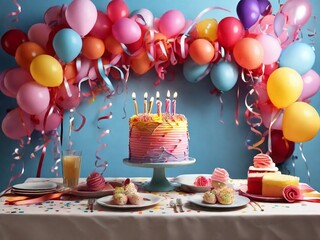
(7, 0, 22, 22)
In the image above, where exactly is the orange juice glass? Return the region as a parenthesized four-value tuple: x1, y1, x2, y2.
(62, 150, 82, 188)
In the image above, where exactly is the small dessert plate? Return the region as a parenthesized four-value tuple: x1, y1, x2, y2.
(67, 183, 115, 198)
(175, 174, 212, 193)
(238, 185, 284, 202)
(12, 182, 57, 191)
(96, 193, 164, 209)
(189, 194, 250, 209)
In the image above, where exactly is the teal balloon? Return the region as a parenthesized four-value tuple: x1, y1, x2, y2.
(53, 28, 82, 63)
(210, 61, 239, 91)
(183, 58, 209, 83)
(279, 42, 315, 75)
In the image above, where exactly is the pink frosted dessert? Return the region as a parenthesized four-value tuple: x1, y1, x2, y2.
(194, 176, 211, 187)
(86, 172, 105, 191)
(127, 192, 144, 205)
(113, 193, 128, 205)
(248, 153, 279, 173)
(211, 168, 230, 188)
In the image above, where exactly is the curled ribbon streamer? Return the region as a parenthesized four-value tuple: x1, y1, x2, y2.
(267, 109, 282, 153)
(7, 0, 22, 22)
(63, 77, 72, 97)
(67, 108, 87, 150)
(219, 94, 224, 124)
(97, 58, 115, 94)
(36, 137, 50, 178)
(235, 85, 240, 126)
(8, 139, 26, 187)
(50, 130, 61, 176)
(95, 100, 112, 175)
(299, 143, 311, 183)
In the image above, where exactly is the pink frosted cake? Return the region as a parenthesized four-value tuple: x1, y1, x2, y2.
(129, 113, 189, 163)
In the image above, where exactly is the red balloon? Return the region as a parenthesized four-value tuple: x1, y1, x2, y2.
(89, 11, 112, 39)
(1, 29, 28, 56)
(217, 17, 244, 50)
(106, 0, 129, 22)
(270, 130, 295, 164)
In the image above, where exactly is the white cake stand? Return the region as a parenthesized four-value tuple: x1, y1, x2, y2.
(123, 158, 196, 192)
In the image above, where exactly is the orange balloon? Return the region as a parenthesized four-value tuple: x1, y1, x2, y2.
(189, 39, 215, 64)
(130, 51, 154, 75)
(233, 37, 264, 70)
(64, 61, 77, 85)
(82, 36, 105, 60)
(145, 32, 169, 61)
(104, 35, 123, 55)
(15, 42, 46, 70)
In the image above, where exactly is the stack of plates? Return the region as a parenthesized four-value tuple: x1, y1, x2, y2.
(11, 182, 58, 196)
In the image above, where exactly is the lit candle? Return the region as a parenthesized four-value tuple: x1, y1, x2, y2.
(156, 91, 162, 116)
(172, 92, 177, 115)
(148, 97, 154, 114)
(132, 92, 139, 115)
(165, 90, 171, 114)
(144, 92, 148, 113)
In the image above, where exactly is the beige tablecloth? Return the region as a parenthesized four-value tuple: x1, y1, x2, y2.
(1, 178, 320, 240)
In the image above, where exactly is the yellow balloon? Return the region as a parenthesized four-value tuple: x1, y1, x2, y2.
(267, 67, 303, 109)
(196, 18, 218, 42)
(30, 54, 63, 87)
(283, 102, 319, 142)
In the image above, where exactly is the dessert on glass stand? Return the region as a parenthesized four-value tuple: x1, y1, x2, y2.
(123, 91, 196, 192)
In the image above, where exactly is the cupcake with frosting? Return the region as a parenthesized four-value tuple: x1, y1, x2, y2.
(211, 168, 230, 189)
(86, 171, 105, 191)
(203, 190, 217, 204)
(124, 178, 138, 195)
(127, 192, 144, 205)
(215, 186, 235, 205)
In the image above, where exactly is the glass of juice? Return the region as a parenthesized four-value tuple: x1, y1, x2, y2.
(62, 149, 82, 189)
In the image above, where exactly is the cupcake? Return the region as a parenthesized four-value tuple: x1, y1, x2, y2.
(127, 192, 144, 205)
(211, 168, 230, 189)
(124, 179, 138, 195)
(203, 190, 217, 204)
(86, 171, 105, 191)
(113, 193, 128, 205)
(215, 186, 235, 205)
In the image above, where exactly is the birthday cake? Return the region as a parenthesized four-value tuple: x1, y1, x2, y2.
(129, 113, 189, 163)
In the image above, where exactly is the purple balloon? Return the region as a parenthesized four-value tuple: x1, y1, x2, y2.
(258, 0, 272, 16)
(237, 0, 260, 29)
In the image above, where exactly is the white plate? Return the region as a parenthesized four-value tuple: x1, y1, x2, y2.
(175, 174, 212, 193)
(189, 194, 250, 209)
(12, 182, 57, 191)
(11, 188, 57, 196)
(97, 193, 164, 209)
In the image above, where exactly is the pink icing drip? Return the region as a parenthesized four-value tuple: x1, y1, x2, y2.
(253, 153, 275, 168)
(86, 172, 105, 191)
(211, 168, 229, 183)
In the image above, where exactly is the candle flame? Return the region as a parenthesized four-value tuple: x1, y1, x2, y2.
(173, 92, 178, 99)
(132, 92, 136, 100)
(144, 92, 148, 99)
(156, 91, 160, 99)
(166, 90, 170, 98)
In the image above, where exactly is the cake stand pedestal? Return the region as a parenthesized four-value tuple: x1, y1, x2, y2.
(123, 158, 196, 192)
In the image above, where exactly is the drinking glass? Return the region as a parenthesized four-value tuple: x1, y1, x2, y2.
(62, 149, 82, 188)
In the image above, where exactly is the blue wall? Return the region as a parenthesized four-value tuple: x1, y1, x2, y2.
(1, 0, 319, 191)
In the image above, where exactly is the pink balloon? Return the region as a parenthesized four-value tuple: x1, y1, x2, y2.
(281, 0, 312, 27)
(1, 108, 34, 140)
(28, 23, 52, 48)
(56, 84, 81, 110)
(106, 0, 129, 22)
(299, 69, 320, 100)
(256, 34, 281, 65)
(159, 10, 185, 38)
(74, 57, 93, 83)
(131, 8, 154, 28)
(17, 82, 50, 115)
(0, 70, 15, 98)
(259, 103, 283, 130)
(4, 67, 32, 96)
(112, 18, 141, 44)
(34, 109, 61, 132)
(89, 11, 112, 39)
(44, 5, 67, 26)
(254, 82, 269, 104)
(65, 0, 97, 36)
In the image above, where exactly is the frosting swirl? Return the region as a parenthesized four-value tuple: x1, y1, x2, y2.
(211, 168, 229, 183)
(86, 172, 105, 191)
(194, 176, 211, 187)
(253, 153, 275, 168)
(283, 185, 302, 203)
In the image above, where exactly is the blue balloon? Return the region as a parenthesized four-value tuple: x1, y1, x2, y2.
(210, 61, 239, 92)
(279, 42, 315, 75)
(182, 58, 209, 83)
(53, 28, 82, 63)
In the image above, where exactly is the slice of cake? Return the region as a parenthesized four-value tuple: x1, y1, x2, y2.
(247, 153, 280, 195)
(262, 173, 299, 197)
